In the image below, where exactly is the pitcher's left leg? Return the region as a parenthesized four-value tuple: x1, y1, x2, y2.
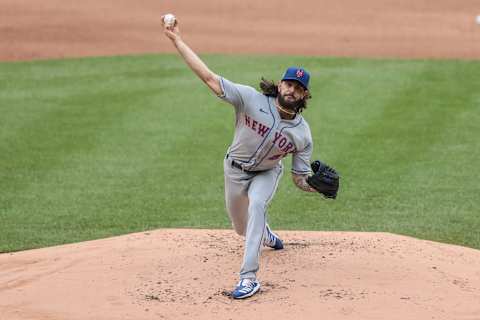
(239, 165, 283, 280)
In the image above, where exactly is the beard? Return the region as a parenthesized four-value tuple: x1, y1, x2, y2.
(277, 93, 304, 113)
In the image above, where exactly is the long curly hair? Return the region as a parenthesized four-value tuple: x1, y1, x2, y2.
(259, 77, 311, 113)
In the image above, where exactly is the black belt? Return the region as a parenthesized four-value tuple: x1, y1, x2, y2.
(230, 160, 251, 172)
(226, 154, 259, 173)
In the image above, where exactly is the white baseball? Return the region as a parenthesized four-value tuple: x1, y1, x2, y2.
(163, 13, 176, 27)
(476, 15, 480, 25)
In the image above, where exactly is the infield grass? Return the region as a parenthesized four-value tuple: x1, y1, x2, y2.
(1, 54, 479, 252)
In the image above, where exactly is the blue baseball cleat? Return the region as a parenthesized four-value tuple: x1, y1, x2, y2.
(232, 278, 261, 299)
(263, 224, 284, 250)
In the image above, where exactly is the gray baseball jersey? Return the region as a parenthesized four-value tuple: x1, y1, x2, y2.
(219, 77, 313, 174)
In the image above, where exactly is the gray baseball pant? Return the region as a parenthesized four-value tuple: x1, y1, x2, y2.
(223, 158, 284, 280)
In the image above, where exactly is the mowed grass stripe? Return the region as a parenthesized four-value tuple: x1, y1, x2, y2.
(0, 54, 479, 252)
(401, 62, 480, 246)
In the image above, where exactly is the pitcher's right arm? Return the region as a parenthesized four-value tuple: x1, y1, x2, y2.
(162, 16, 222, 96)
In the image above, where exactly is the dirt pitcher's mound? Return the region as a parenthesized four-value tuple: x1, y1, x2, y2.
(1, 229, 480, 320)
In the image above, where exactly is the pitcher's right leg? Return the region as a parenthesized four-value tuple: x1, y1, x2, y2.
(224, 159, 251, 236)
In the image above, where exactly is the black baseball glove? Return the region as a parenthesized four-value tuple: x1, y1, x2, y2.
(307, 160, 340, 199)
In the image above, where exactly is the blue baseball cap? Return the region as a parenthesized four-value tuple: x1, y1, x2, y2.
(281, 67, 310, 90)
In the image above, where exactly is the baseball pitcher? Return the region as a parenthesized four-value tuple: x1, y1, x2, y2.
(162, 15, 339, 299)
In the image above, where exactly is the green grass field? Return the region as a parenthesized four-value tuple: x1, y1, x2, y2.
(1, 54, 479, 252)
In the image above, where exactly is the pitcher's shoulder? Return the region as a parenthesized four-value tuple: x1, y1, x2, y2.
(296, 115, 312, 131)
(298, 116, 313, 140)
